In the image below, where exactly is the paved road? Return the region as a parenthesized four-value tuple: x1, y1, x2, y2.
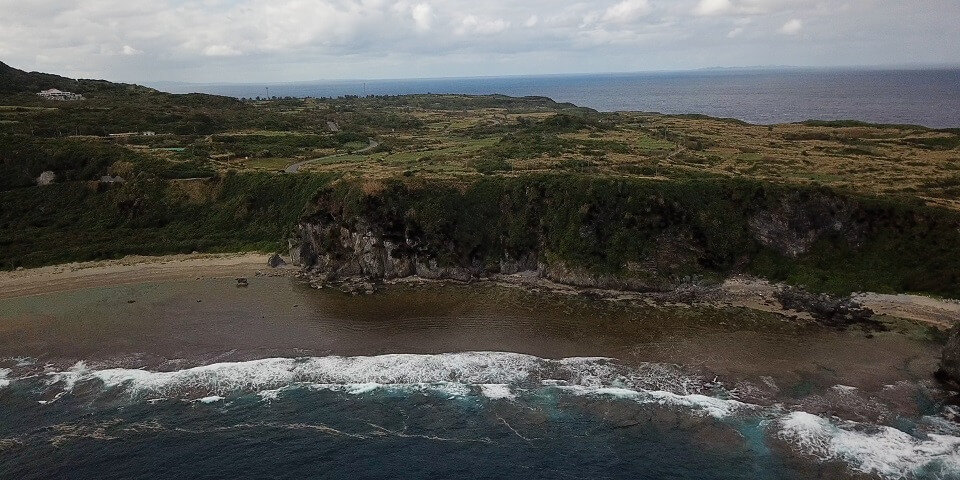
(284, 139, 379, 173)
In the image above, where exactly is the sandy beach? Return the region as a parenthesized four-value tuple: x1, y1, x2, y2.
(0, 253, 286, 300)
(1, 255, 957, 329)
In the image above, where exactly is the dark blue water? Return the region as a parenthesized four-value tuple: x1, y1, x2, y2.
(1, 354, 958, 479)
(153, 69, 960, 128)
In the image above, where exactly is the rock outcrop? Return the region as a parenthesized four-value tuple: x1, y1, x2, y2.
(748, 192, 863, 257)
(939, 326, 960, 390)
(774, 286, 881, 330)
(267, 253, 287, 268)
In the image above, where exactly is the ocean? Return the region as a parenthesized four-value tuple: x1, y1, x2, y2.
(154, 68, 960, 128)
(0, 279, 957, 479)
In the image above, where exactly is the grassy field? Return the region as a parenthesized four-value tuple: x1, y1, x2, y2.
(4, 91, 956, 210)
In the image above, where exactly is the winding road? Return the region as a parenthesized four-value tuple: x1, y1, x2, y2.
(284, 139, 379, 173)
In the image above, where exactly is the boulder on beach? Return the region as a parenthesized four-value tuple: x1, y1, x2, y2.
(267, 254, 287, 268)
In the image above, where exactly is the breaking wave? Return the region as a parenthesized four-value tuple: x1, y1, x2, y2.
(779, 412, 960, 479)
(6, 352, 960, 479)
(34, 352, 727, 413)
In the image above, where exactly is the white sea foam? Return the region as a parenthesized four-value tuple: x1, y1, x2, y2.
(198, 396, 224, 404)
(40, 353, 668, 399)
(0, 368, 10, 388)
(479, 384, 515, 400)
(778, 411, 960, 479)
(559, 385, 747, 419)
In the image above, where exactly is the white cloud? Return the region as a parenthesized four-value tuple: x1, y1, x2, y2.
(694, 0, 809, 17)
(779, 18, 803, 35)
(204, 45, 243, 57)
(695, 0, 733, 16)
(602, 0, 651, 23)
(411, 3, 434, 32)
(0, 0, 957, 82)
(457, 15, 510, 36)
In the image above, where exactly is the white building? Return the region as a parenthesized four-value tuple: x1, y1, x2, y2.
(37, 89, 84, 101)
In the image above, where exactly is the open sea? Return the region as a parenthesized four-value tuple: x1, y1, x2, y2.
(0, 278, 957, 479)
(154, 68, 960, 128)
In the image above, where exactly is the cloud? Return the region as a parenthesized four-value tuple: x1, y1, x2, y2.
(0, 0, 957, 82)
(779, 18, 803, 35)
(602, 0, 651, 23)
(694, 0, 732, 16)
(203, 45, 243, 57)
(457, 15, 510, 36)
(411, 3, 435, 32)
(693, 0, 808, 17)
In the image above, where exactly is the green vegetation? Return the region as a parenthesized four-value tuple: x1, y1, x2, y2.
(2, 61, 959, 298)
(0, 173, 331, 269)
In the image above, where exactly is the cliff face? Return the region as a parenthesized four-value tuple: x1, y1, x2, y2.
(289, 177, 960, 296)
(290, 215, 673, 290)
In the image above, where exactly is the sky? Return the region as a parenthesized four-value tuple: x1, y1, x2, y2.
(1, 0, 959, 83)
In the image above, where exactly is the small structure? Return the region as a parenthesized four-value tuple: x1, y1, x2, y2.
(99, 175, 126, 184)
(36, 170, 56, 186)
(37, 89, 83, 101)
(141, 131, 156, 136)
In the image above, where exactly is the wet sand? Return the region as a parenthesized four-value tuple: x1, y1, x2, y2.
(0, 271, 945, 407)
(0, 253, 281, 300)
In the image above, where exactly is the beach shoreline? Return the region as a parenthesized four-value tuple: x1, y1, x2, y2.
(2, 253, 955, 330)
(0, 253, 295, 301)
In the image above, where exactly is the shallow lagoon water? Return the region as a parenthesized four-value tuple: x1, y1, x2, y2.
(0, 277, 956, 479)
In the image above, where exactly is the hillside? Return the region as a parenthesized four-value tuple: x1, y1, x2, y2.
(1, 63, 959, 297)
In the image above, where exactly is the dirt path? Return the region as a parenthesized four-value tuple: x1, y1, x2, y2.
(285, 139, 379, 173)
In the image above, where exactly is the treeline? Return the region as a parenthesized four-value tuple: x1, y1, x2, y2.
(0, 135, 132, 189)
(0, 135, 217, 190)
(0, 173, 332, 268)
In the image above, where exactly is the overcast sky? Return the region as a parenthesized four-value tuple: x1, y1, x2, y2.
(2, 0, 959, 83)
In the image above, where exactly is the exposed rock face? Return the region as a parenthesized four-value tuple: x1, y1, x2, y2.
(748, 193, 863, 257)
(291, 218, 535, 283)
(940, 326, 960, 390)
(36, 171, 56, 186)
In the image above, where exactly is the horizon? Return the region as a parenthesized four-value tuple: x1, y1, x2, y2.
(8, 59, 960, 87)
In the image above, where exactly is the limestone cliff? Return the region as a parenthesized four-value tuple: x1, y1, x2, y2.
(288, 177, 960, 296)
